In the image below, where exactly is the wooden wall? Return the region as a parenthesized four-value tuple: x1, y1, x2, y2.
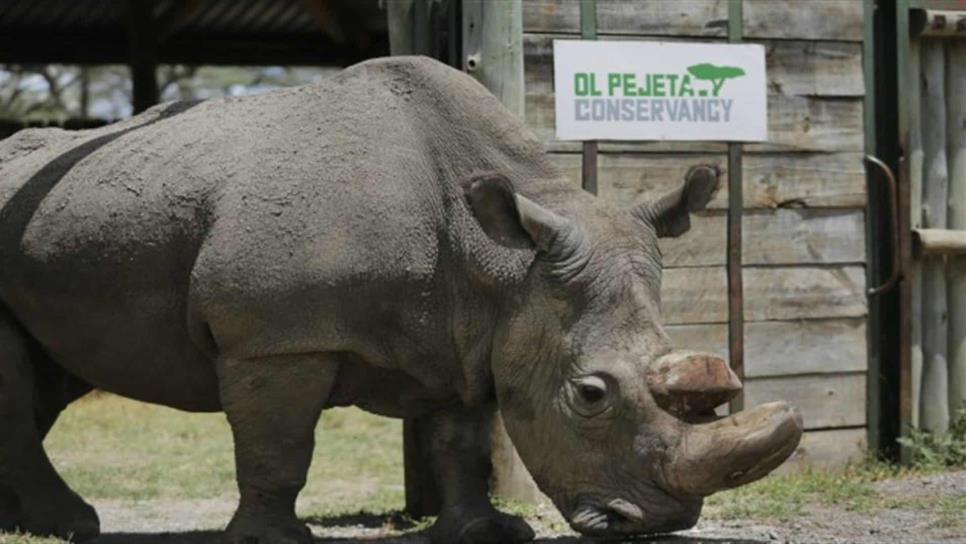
(522, 0, 868, 467)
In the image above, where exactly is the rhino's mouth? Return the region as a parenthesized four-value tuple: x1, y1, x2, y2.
(569, 495, 700, 536)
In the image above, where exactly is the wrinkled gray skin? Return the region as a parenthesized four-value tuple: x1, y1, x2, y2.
(0, 57, 802, 544)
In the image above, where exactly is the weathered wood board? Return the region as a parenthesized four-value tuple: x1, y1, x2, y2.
(948, 42, 966, 415)
(666, 318, 868, 377)
(547, 152, 866, 210)
(523, 0, 864, 42)
(743, 152, 866, 208)
(776, 427, 867, 473)
(659, 209, 866, 267)
(524, 34, 864, 98)
(523, 0, 727, 36)
(661, 266, 867, 325)
(920, 41, 950, 434)
(744, 373, 867, 429)
(743, 0, 864, 42)
(525, 92, 864, 153)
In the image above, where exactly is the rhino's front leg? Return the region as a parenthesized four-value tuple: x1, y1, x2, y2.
(422, 405, 535, 544)
(217, 353, 338, 544)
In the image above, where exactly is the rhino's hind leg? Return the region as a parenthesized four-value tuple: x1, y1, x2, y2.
(422, 406, 535, 544)
(217, 353, 339, 544)
(0, 308, 99, 541)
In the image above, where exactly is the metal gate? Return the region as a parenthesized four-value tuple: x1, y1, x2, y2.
(869, 0, 966, 456)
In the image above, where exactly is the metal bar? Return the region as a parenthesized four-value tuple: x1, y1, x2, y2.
(864, 155, 901, 296)
(579, 0, 597, 195)
(727, 0, 744, 414)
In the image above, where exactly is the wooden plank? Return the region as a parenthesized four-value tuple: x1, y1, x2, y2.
(776, 428, 866, 473)
(744, 153, 866, 209)
(758, 40, 864, 97)
(524, 35, 863, 98)
(909, 39, 924, 429)
(662, 267, 729, 324)
(744, 94, 864, 153)
(744, 373, 866, 429)
(947, 42, 966, 417)
(743, 0, 863, 41)
(523, 0, 579, 33)
(525, 92, 864, 153)
(547, 152, 866, 210)
(523, 0, 727, 36)
(920, 41, 950, 434)
(524, 0, 864, 42)
(661, 265, 867, 325)
(659, 209, 866, 267)
(666, 318, 868, 377)
(913, 228, 966, 256)
(597, 0, 727, 37)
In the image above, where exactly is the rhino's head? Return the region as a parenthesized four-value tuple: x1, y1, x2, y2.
(465, 165, 803, 536)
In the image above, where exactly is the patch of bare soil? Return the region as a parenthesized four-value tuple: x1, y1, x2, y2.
(86, 471, 965, 544)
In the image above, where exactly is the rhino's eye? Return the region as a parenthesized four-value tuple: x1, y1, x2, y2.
(578, 382, 605, 403)
(569, 375, 611, 417)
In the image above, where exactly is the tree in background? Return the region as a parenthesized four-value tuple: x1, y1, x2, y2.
(0, 65, 333, 123)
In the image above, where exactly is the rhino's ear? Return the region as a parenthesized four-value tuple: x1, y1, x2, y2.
(631, 165, 720, 238)
(464, 174, 570, 252)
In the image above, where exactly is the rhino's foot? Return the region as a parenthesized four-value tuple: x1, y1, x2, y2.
(18, 489, 99, 542)
(429, 506, 535, 544)
(224, 509, 312, 544)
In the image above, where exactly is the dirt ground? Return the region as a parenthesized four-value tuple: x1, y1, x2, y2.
(59, 469, 960, 544)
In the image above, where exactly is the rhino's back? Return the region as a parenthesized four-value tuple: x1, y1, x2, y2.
(0, 57, 553, 410)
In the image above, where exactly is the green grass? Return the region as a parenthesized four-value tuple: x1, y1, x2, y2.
(704, 458, 959, 522)
(0, 534, 63, 544)
(45, 393, 405, 514)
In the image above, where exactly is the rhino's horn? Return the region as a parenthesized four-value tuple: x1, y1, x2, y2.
(647, 351, 741, 417)
(661, 401, 803, 497)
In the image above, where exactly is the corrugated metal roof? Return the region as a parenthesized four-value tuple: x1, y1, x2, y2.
(0, 0, 389, 66)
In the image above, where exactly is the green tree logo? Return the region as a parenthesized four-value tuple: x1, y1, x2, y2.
(687, 63, 746, 96)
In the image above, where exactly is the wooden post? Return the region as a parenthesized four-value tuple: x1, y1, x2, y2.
(461, 0, 541, 504)
(908, 39, 924, 428)
(387, 0, 434, 57)
(390, 0, 449, 517)
(947, 42, 966, 415)
(919, 41, 949, 435)
(726, 0, 745, 414)
(127, 0, 159, 114)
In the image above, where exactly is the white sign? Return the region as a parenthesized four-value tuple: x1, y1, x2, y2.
(553, 40, 767, 142)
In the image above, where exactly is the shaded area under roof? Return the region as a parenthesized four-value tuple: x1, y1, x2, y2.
(0, 0, 390, 66)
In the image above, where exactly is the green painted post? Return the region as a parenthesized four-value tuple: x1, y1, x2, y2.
(579, 0, 598, 195)
(726, 0, 745, 414)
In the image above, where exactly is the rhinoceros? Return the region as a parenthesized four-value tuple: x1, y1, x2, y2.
(0, 56, 802, 543)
